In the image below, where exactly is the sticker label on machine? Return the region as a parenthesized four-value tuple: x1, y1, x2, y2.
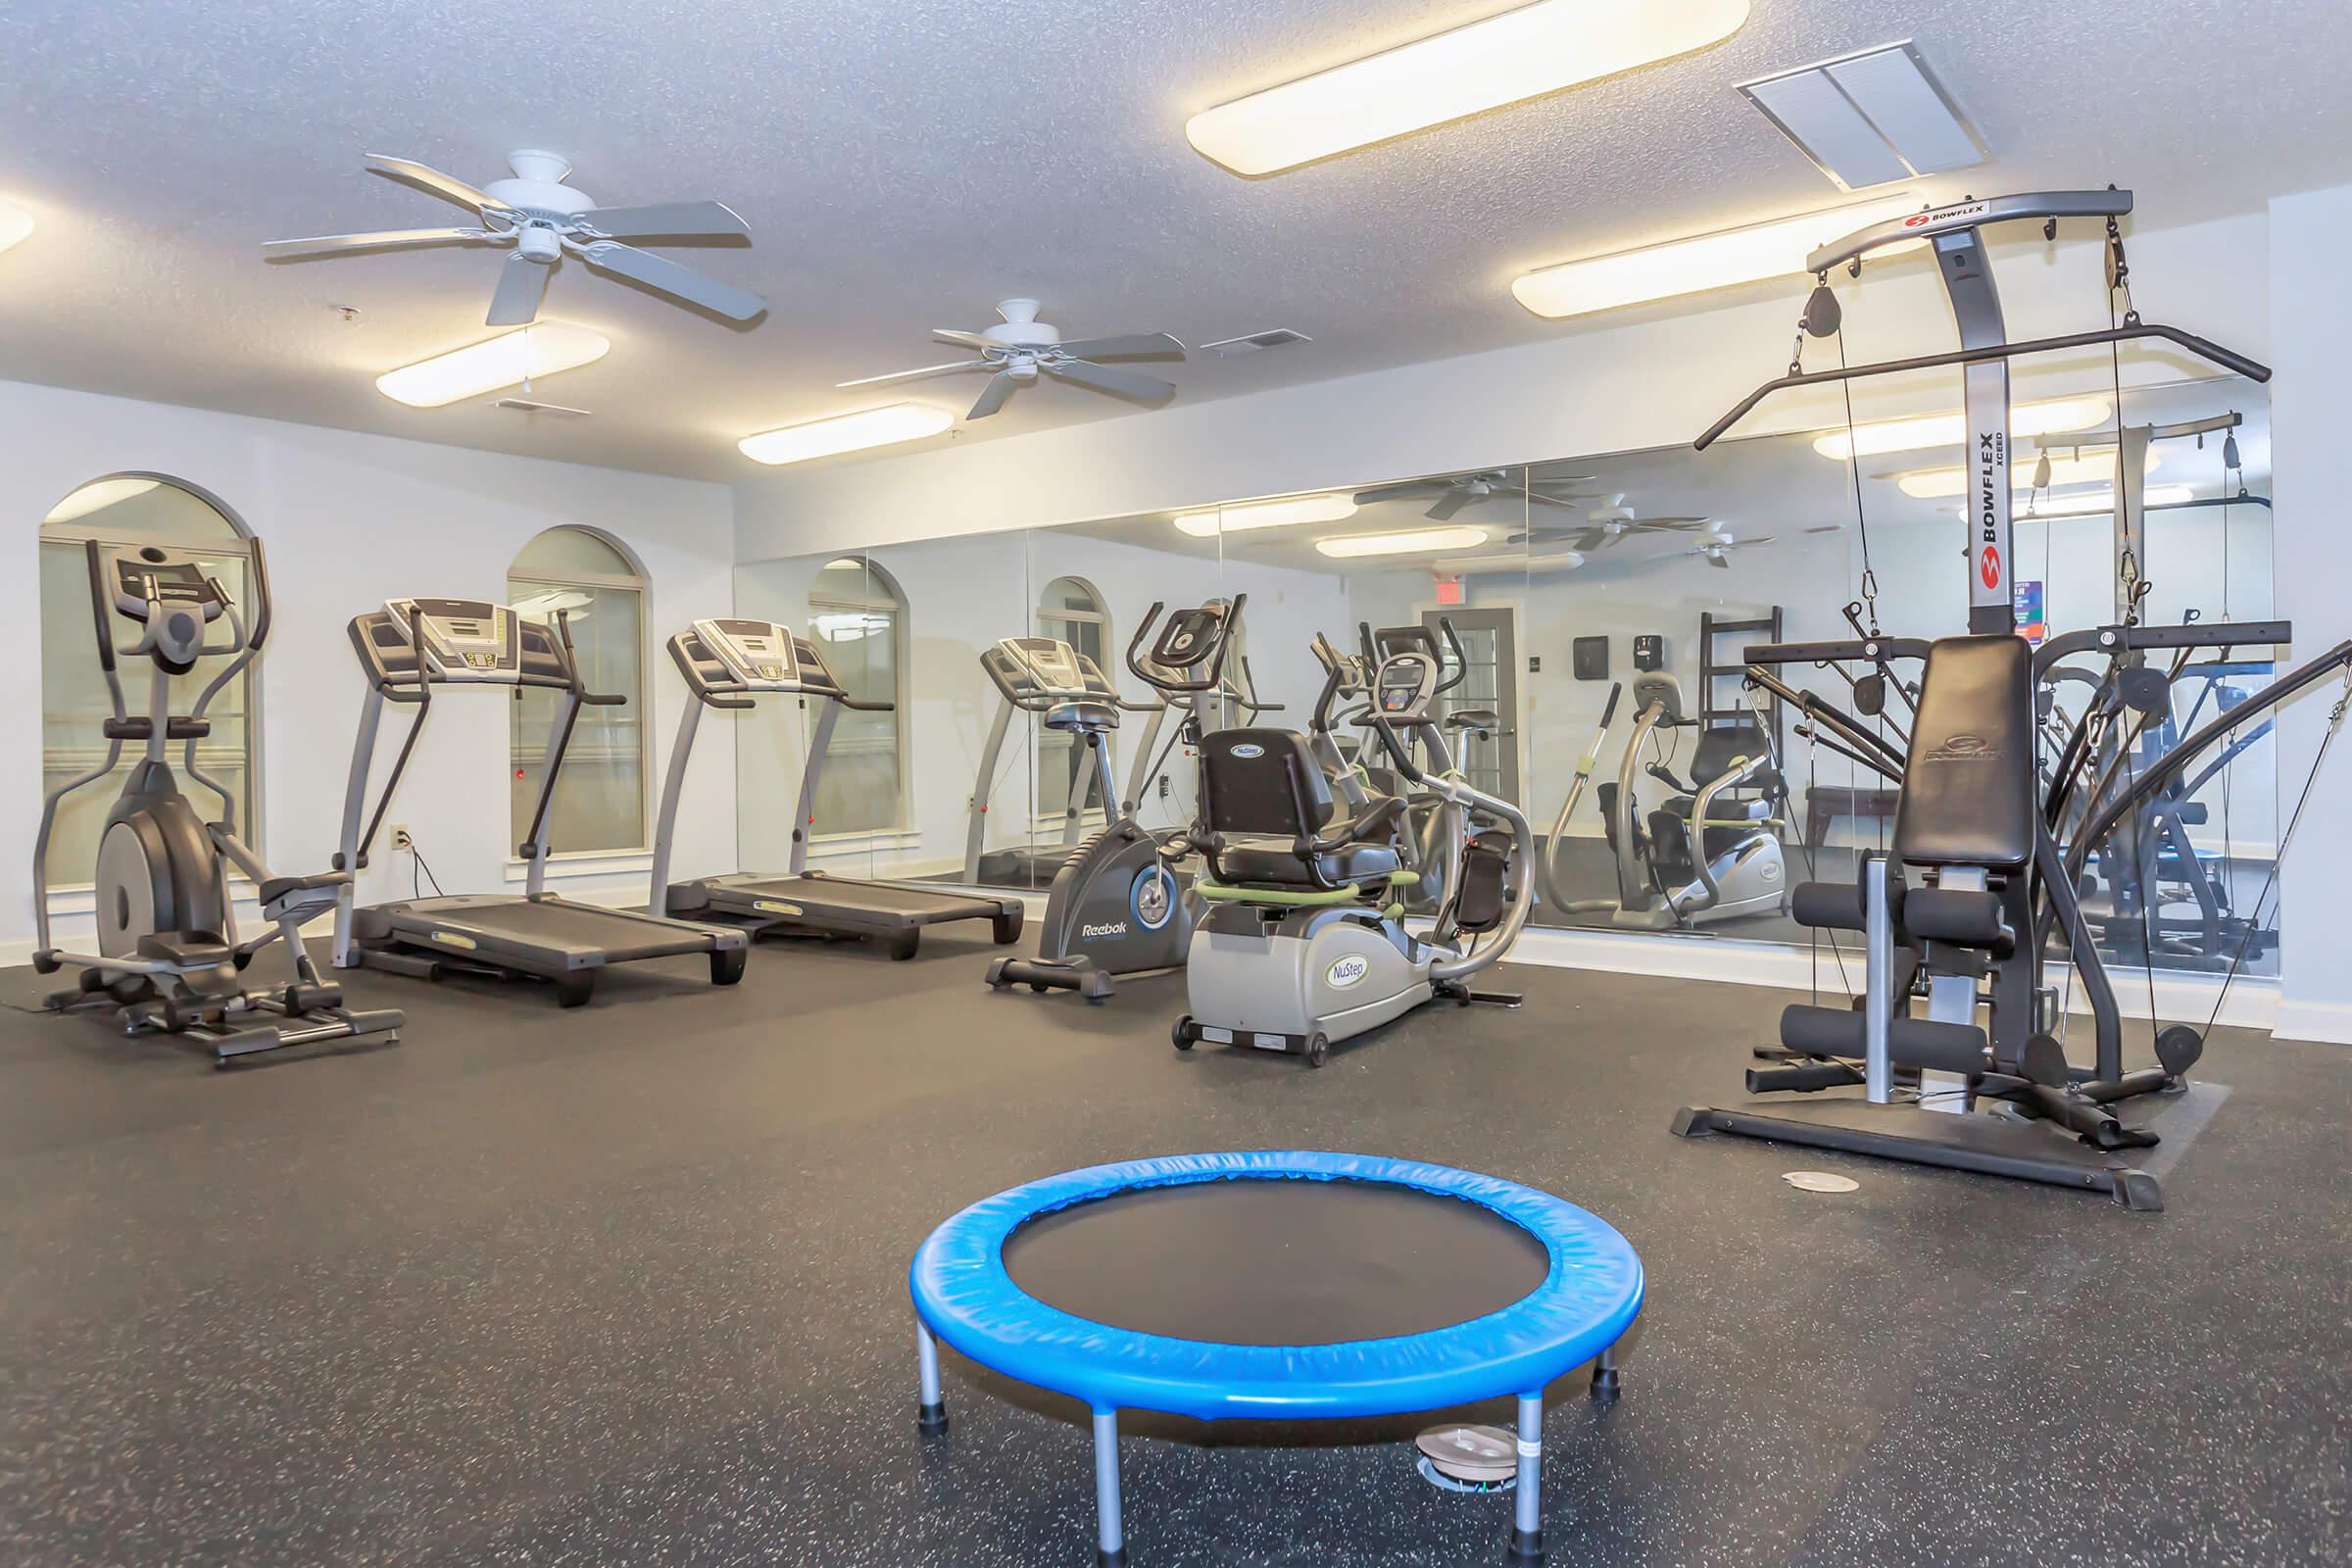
(754, 900, 803, 915)
(1326, 954, 1370, 989)
(429, 930, 477, 951)
(1250, 1034, 1288, 1052)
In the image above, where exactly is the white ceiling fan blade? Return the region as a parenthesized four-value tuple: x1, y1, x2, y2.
(574, 200, 750, 240)
(264, 226, 488, 253)
(576, 240, 765, 320)
(1054, 332, 1185, 360)
(967, 371, 1019, 419)
(1045, 359, 1176, 403)
(1529, 472, 1597, 486)
(933, 328, 1001, 350)
(366, 154, 509, 215)
(835, 361, 985, 389)
(1526, 490, 1597, 510)
(486, 253, 551, 325)
(1425, 489, 1471, 521)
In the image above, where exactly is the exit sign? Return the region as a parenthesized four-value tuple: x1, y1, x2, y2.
(1433, 575, 1464, 606)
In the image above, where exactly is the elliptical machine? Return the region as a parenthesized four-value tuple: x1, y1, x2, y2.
(1164, 622, 1534, 1066)
(983, 601, 1244, 1001)
(31, 540, 404, 1066)
(1564, 671, 1788, 929)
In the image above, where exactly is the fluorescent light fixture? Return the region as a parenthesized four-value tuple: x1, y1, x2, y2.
(0, 199, 32, 255)
(1812, 396, 2113, 461)
(1742, 42, 1986, 191)
(1511, 193, 1920, 319)
(737, 403, 955, 466)
(1317, 525, 1490, 559)
(1186, 0, 1751, 176)
(375, 322, 610, 409)
(1896, 447, 2160, 499)
(44, 477, 162, 524)
(1173, 492, 1357, 537)
(2022, 484, 2194, 518)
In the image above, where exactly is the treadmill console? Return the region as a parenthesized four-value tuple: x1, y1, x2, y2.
(106, 546, 227, 623)
(352, 598, 574, 689)
(982, 636, 1114, 707)
(693, 617, 802, 688)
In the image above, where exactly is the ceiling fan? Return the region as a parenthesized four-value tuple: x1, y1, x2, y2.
(1513, 497, 1712, 550)
(1676, 522, 1841, 568)
(265, 150, 764, 326)
(838, 300, 1185, 420)
(1354, 470, 1597, 520)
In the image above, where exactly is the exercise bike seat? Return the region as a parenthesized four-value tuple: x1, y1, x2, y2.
(1217, 839, 1403, 888)
(1044, 700, 1117, 734)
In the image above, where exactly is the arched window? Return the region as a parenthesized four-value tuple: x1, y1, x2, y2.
(1035, 575, 1113, 822)
(508, 527, 647, 856)
(39, 476, 257, 889)
(808, 557, 908, 833)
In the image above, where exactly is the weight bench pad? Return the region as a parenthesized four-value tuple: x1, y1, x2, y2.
(1896, 634, 2034, 871)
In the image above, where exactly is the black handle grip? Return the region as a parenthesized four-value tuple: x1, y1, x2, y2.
(1366, 711, 1424, 783)
(1596, 682, 1623, 727)
(840, 695, 896, 712)
(83, 540, 118, 674)
(244, 536, 273, 651)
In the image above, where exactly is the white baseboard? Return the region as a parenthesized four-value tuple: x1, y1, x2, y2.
(1498, 923, 2282, 1032)
(2270, 999, 2352, 1046)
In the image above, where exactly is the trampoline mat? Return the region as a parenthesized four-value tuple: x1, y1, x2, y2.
(1001, 1177, 1550, 1347)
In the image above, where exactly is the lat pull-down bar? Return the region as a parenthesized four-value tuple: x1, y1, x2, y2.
(1693, 190, 2273, 638)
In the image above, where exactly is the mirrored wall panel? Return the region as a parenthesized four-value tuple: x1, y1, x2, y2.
(728, 367, 2278, 980)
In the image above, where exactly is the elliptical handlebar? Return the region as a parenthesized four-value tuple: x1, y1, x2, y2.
(1125, 594, 1248, 696)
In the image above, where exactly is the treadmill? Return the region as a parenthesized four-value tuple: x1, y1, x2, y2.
(963, 636, 1158, 887)
(331, 598, 750, 1006)
(650, 617, 1023, 957)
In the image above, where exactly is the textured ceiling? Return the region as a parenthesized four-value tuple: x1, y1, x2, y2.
(0, 0, 2345, 483)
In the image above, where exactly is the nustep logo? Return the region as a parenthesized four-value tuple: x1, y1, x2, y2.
(1325, 954, 1370, 989)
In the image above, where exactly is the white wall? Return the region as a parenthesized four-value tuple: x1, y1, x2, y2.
(2266, 186, 2352, 1043)
(1, 378, 738, 959)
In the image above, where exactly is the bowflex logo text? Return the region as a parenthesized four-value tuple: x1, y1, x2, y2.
(1978, 430, 2006, 591)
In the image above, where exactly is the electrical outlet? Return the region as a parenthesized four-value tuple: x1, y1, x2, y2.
(391, 825, 414, 851)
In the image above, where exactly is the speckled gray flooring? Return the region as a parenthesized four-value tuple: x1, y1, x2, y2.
(2, 935, 2344, 1567)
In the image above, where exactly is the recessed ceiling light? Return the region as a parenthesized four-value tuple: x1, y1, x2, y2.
(1896, 447, 2160, 499)
(1813, 396, 2113, 461)
(375, 322, 610, 408)
(44, 477, 160, 524)
(2021, 484, 2195, 518)
(1511, 193, 1921, 319)
(0, 199, 32, 256)
(1174, 492, 1357, 537)
(738, 403, 955, 466)
(1317, 525, 1490, 559)
(1186, 0, 1751, 176)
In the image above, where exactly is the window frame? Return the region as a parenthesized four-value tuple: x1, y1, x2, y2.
(807, 556, 912, 838)
(37, 473, 265, 901)
(505, 526, 654, 860)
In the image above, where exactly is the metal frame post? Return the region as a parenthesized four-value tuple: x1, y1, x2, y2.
(791, 700, 844, 877)
(914, 1317, 948, 1436)
(1511, 1392, 1544, 1562)
(1093, 1408, 1125, 1566)
(1863, 854, 1896, 1103)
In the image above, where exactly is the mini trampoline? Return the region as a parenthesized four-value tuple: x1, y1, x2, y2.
(908, 1151, 1644, 1565)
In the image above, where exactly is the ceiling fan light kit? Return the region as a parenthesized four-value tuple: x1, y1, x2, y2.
(1185, 0, 1750, 175)
(839, 298, 1186, 422)
(737, 403, 956, 466)
(375, 321, 611, 409)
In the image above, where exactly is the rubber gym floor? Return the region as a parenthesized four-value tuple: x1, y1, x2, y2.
(3, 931, 2345, 1567)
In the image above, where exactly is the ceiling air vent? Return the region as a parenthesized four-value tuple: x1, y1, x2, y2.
(1740, 42, 1987, 192)
(1200, 328, 1312, 357)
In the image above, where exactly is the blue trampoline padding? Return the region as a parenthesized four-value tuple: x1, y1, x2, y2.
(909, 1151, 1644, 1420)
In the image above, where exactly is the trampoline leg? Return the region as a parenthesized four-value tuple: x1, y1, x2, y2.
(1093, 1408, 1126, 1567)
(915, 1318, 949, 1436)
(1509, 1393, 1544, 1564)
(1591, 1345, 1622, 1404)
